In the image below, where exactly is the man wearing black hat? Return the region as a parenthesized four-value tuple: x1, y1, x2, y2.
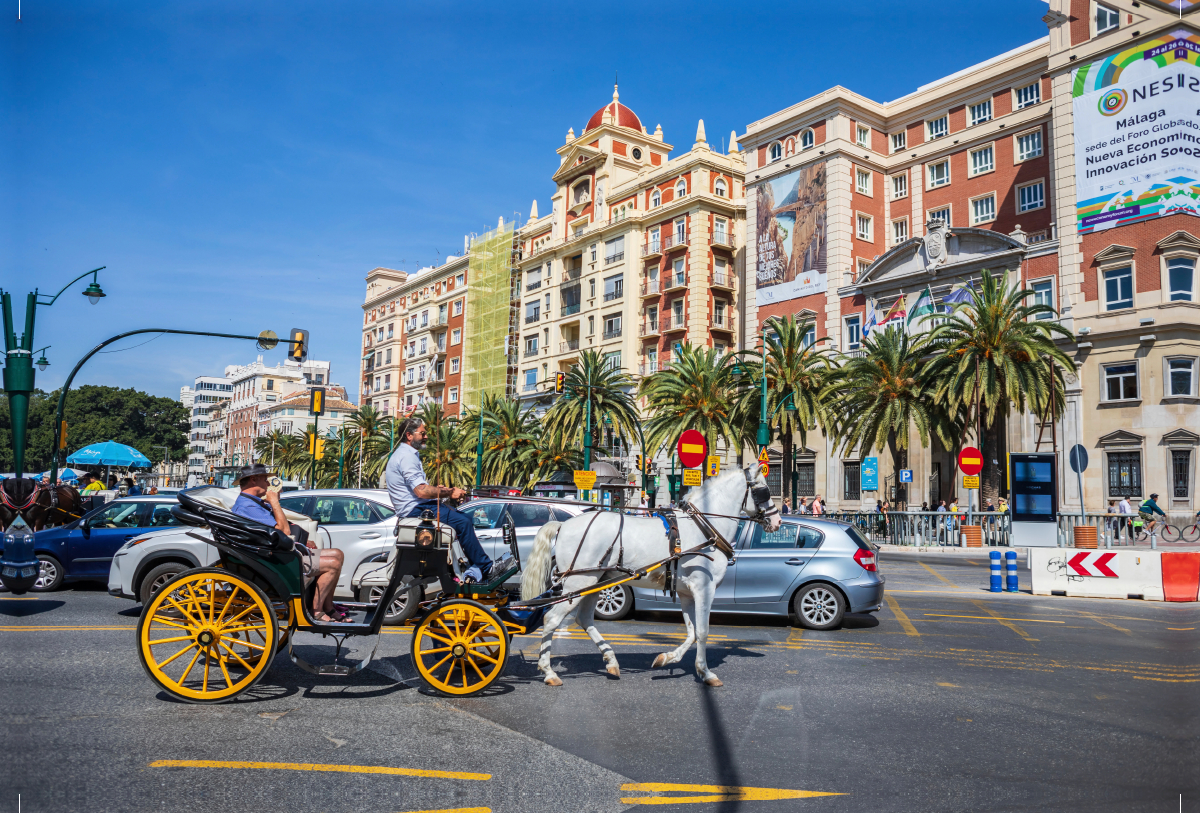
(231, 463, 347, 622)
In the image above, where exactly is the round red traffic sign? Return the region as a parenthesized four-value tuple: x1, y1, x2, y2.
(677, 430, 707, 469)
(958, 446, 983, 476)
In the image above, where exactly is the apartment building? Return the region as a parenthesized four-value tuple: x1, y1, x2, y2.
(223, 357, 332, 467)
(514, 87, 746, 406)
(185, 376, 233, 478)
(739, 0, 1200, 515)
(361, 255, 471, 418)
(203, 399, 229, 475)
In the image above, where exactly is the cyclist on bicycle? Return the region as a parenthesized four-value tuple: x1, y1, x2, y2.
(1138, 493, 1166, 536)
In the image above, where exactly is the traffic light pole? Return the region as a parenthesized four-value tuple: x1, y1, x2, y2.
(46, 328, 298, 485)
(310, 414, 319, 489)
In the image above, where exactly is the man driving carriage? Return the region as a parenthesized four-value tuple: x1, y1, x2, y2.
(385, 417, 492, 583)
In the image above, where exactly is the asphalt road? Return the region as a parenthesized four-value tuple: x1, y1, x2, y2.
(1, 552, 1196, 813)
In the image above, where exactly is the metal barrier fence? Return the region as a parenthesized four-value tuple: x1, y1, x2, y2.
(1056, 512, 1147, 548)
(819, 511, 1011, 547)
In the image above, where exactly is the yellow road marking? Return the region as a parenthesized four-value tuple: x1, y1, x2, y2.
(971, 600, 1038, 642)
(918, 561, 959, 587)
(620, 782, 845, 805)
(1078, 611, 1131, 635)
(776, 705, 793, 710)
(937, 682, 959, 687)
(0, 597, 47, 600)
(148, 760, 490, 781)
(397, 809, 490, 813)
(885, 595, 920, 637)
(1168, 627, 1195, 631)
(0, 626, 136, 631)
(924, 614, 1064, 624)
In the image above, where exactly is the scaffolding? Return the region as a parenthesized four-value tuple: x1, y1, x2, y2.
(463, 218, 519, 409)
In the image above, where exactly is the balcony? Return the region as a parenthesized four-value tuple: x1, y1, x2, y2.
(523, 347, 540, 359)
(711, 314, 735, 333)
(711, 271, 735, 290)
(641, 240, 663, 259)
(561, 303, 581, 317)
(665, 273, 687, 291)
(605, 252, 624, 264)
(522, 382, 538, 393)
(639, 321, 660, 338)
(524, 313, 541, 324)
(560, 339, 580, 353)
(663, 314, 687, 332)
(711, 232, 735, 250)
(603, 288, 624, 302)
(638, 360, 671, 376)
(561, 267, 582, 284)
(640, 280, 660, 298)
(526, 279, 542, 292)
(662, 232, 689, 252)
(844, 347, 866, 358)
(602, 326, 623, 340)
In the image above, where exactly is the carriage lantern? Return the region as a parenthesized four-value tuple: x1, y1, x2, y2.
(0, 514, 40, 594)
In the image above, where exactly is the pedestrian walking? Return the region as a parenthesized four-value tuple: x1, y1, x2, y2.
(1118, 496, 1133, 541)
(782, 499, 791, 515)
(1106, 500, 1119, 542)
(797, 496, 808, 514)
(124, 477, 142, 496)
(812, 496, 824, 516)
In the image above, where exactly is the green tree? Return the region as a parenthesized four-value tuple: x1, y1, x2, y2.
(254, 429, 293, 470)
(415, 402, 474, 488)
(345, 405, 394, 487)
(542, 350, 640, 462)
(461, 394, 539, 486)
(527, 427, 585, 489)
(929, 269, 1073, 501)
(639, 343, 747, 461)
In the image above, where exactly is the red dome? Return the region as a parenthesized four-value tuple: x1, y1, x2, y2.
(584, 99, 642, 133)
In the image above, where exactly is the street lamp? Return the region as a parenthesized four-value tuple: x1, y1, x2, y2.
(82, 281, 107, 304)
(34, 347, 50, 372)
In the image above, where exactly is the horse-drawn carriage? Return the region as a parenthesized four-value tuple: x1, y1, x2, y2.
(136, 468, 779, 702)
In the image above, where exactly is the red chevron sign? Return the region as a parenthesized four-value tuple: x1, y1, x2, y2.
(1068, 552, 1118, 578)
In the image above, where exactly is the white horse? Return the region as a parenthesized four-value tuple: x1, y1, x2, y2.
(520, 467, 780, 687)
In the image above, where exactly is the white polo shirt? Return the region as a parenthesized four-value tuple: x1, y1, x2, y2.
(385, 443, 428, 517)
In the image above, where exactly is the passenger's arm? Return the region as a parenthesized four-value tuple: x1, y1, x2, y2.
(263, 490, 292, 534)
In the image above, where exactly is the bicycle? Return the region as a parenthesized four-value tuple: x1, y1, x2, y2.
(1160, 522, 1200, 543)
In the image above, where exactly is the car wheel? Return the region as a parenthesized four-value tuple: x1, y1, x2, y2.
(31, 555, 64, 592)
(139, 562, 190, 605)
(359, 582, 418, 626)
(593, 584, 633, 621)
(793, 583, 845, 631)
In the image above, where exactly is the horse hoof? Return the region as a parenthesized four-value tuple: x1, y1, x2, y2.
(704, 676, 724, 687)
(545, 676, 563, 687)
(606, 665, 621, 678)
(652, 653, 669, 669)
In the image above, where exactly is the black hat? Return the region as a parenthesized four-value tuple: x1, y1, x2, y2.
(237, 463, 272, 483)
(1150, 493, 1159, 499)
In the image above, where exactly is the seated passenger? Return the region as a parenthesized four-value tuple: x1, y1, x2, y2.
(230, 463, 348, 622)
(385, 418, 492, 583)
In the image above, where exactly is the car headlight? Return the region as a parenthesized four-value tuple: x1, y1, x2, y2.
(121, 537, 153, 550)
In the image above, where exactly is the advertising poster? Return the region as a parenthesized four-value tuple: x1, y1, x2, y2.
(755, 162, 827, 304)
(1073, 30, 1200, 234)
(861, 457, 879, 492)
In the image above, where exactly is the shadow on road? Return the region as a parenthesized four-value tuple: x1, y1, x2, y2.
(0, 598, 66, 616)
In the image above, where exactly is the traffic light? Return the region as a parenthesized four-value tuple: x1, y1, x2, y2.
(307, 433, 325, 459)
(635, 454, 643, 472)
(309, 387, 325, 416)
(59, 421, 68, 450)
(288, 328, 309, 363)
(315, 438, 325, 460)
(554, 372, 565, 394)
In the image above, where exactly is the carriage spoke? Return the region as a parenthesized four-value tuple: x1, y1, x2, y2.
(178, 646, 204, 685)
(421, 630, 454, 646)
(466, 656, 488, 682)
(420, 645, 453, 655)
(466, 646, 499, 664)
(203, 649, 212, 691)
(150, 615, 193, 631)
(220, 636, 264, 651)
(221, 623, 269, 633)
(426, 652, 454, 675)
(434, 618, 456, 638)
(157, 642, 197, 668)
(215, 587, 242, 625)
(163, 596, 202, 627)
(460, 659, 469, 688)
(147, 635, 194, 645)
(216, 650, 235, 689)
(219, 641, 255, 671)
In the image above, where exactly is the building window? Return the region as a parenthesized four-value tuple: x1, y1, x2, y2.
(588, 315, 595, 335)
(590, 244, 597, 263)
(1104, 267, 1133, 311)
(926, 115, 948, 141)
(675, 179, 687, 198)
(971, 194, 996, 225)
(891, 173, 908, 199)
(1168, 257, 1195, 301)
(768, 142, 783, 162)
(604, 274, 624, 301)
(1173, 450, 1192, 499)
(969, 145, 994, 176)
(450, 357, 460, 374)
(714, 178, 727, 197)
(969, 99, 993, 126)
(448, 387, 458, 404)
(845, 316, 861, 350)
(844, 462, 862, 501)
(892, 218, 909, 245)
(387, 323, 394, 338)
(928, 206, 951, 226)
(801, 129, 815, 150)
(1015, 81, 1041, 110)
(456, 273, 465, 287)
(1103, 362, 1138, 401)
(605, 235, 625, 264)
(523, 369, 537, 391)
(451, 328, 461, 345)
(856, 168, 871, 195)
(419, 337, 427, 353)
(603, 351, 621, 372)
(1017, 180, 1045, 212)
(1107, 452, 1142, 498)
(856, 214, 873, 241)
(927, 160, 949, 188)
(857, 258, 872, 279)
(383, 374, 391, 389)
(603, 313, 622, 339)
(525, 335, 539, 354)
(856, 124, 870, 147)
(1031, 279, 1054, 319)
(1096, 3, 1119, 33)
(890, 131, 906, 153)
(1016, 129, 1043, 161)
(385, 348, 392, 364)
(1168, 358, 1196, 396)
(714, 218, 729, 245)
(651, 190, 661, 207)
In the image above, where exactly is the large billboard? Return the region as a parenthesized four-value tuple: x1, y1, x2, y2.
(755, 162, 827, 304)
(1073, 30, 1200, 235)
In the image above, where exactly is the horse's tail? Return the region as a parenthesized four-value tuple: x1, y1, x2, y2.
(520, 521, 561, 601)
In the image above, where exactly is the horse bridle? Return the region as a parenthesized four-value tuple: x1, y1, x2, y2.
(0, 483, 42, 513)
(742, 466, 779, 527)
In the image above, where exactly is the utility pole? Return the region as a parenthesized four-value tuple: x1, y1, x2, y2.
(154, 445, 170, 489)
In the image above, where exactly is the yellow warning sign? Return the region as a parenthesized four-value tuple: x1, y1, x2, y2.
(706, 456, 720, 476)
(621, 782, 845, 805)
(682, 469, 702, 487)
(573, 470, 597, 490)
(758, 448, 769, 463)
(962, 475, 980, 489)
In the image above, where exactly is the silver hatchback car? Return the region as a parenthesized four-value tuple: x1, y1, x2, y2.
(631, 516, 884, 630)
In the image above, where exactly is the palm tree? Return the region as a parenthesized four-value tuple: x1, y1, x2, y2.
(929, 269, 1073, 501)
(542, 350, 640, 464)
(528, 427, 585, 489)
(461, 394, 539, 486)
(254, 429, 292, 470)
(346, 405, 393, 487)
(415, 402, 474, 488)
(825, 325, 940, 497)
(738, 316, 833, 503)
(639, 343, 747, 462)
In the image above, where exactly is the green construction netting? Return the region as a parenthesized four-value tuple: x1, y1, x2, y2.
(463, 219, 517, 409)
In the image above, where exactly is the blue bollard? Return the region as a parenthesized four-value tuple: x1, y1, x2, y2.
(1005, 550, 1019, 592)
(989, 550, 1002, 592)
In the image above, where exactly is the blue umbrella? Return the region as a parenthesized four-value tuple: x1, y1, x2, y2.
(32, 468, 83, 482)
(66, 441, 153, 468)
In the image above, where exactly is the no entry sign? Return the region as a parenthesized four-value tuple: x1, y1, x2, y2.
(958, 446, 983, 476)
(678, 430, 707, 468)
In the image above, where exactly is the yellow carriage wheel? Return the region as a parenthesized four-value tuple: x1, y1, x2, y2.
(216, 597, 293, 665)
(137, 568, 277, 704)
(412, 599, 508, 696)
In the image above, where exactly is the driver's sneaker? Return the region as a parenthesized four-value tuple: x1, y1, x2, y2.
(461, 565, 483, 584)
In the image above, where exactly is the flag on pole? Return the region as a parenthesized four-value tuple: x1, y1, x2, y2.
(906, 286, 935, 330)
(880, 296, 906, 326)
(863, 298, 878, 336)
(941, 281, 975, 310)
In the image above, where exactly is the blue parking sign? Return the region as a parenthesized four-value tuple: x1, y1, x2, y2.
(861, 457, 878, 491)
(899, 469, 913, 483)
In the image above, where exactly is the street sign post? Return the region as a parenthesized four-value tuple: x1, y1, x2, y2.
(706, 456, 720, 477)
(958, 447, 983, 475)
(758, 448, 769, 464)
(573, 470, 597, 491)
(898, 469, 912, 483)
(683, 469, 702, 487)
(962, 475, 980, 489)
(1069, 443, 1088, 519)
(678, 430, 707, 469)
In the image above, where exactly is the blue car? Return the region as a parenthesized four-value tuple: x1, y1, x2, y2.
(23, 496, 183, 591)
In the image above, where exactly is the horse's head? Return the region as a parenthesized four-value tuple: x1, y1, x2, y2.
(741, 466, 781, 532)
(1, 476, 39, 509)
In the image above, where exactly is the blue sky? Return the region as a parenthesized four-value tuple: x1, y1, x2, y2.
(3, 1, 1049, 402)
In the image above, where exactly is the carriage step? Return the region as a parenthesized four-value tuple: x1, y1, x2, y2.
(332, 601, 376, 610)
(312, 663, 353, 676)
